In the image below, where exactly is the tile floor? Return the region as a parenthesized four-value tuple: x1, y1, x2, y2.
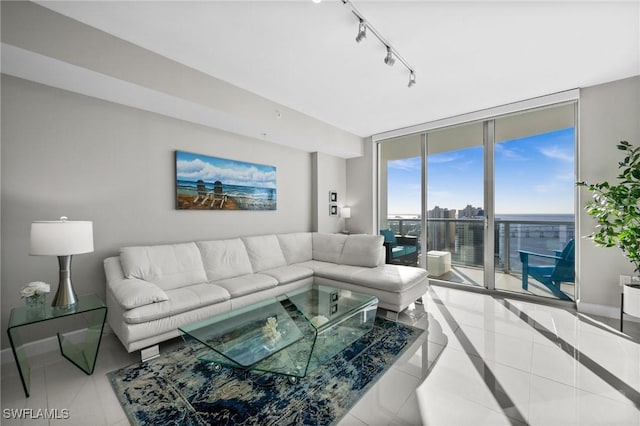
(2, 285, 639, 425)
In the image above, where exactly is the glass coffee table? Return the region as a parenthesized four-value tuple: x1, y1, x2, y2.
(179, 285, 378, 383)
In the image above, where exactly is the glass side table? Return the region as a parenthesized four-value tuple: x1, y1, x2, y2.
(7, 294, 107, 397)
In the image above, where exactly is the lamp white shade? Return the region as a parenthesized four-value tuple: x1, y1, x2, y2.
(30, 219, 94, 256)
(341, 207, 351, 219)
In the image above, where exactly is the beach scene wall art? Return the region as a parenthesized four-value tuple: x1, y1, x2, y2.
(176, 151, 277, 210)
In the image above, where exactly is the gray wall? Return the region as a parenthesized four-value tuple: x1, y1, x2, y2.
(312, 152, 347, 234)
(577, 75, 640, 316)
(346, 137, 377, 235)
(0, 75, 314, 348)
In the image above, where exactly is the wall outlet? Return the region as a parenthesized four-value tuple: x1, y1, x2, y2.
(620, 274, 632, 286)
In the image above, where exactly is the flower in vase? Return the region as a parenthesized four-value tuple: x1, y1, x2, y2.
(20, 281, 50, 299)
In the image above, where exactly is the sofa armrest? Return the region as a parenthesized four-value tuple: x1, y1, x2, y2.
(104, 256, 168, 310)
(109, 278, 169, 310)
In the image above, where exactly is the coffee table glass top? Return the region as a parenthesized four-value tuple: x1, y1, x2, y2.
(179, 298, 304, 368)
(180, 285, 378, 380)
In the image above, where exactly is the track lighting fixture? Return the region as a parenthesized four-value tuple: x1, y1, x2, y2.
(408, 71, 416, 88)
(384, 46, 395, 66)
(342, 0, 416, 88)
(355, 19, 367, 43)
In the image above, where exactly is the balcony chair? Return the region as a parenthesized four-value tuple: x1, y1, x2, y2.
(380, 229, 419, 266)
(518, 239, 574, 301)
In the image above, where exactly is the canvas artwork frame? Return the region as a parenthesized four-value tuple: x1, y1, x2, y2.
(175, 151, 277, 210)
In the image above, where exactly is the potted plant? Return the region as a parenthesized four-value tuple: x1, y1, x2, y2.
(578, 140, 640, 325)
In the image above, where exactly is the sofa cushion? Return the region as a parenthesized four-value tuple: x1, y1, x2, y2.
(214, 273, 278, 298)
(339, 234, 384, 267)
(313, 264, 369, 282)
(277, 233, 313, 264)
(312, 233, 348, 264)
(120, 242, 208, 290)
(260, 265, 314, 285)
(241, 235, 287, 272)
(109, 277, 169, 310)
(349, 264, 427, 293)
(197, 239, 253, 281)
(123, 283, 230, 324)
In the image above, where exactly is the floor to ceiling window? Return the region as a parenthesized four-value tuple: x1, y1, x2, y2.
(378, 100, 576, 302)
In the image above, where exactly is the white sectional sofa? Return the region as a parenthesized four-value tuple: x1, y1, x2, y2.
(104, 232, 428, 355)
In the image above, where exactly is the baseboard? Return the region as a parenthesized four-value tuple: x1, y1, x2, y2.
(577, 301, 619, 318)
(1, 324, 113, 366)
(577, 301, 640, 323)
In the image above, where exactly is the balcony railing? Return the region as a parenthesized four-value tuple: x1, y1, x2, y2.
(386, 217, 575, 274)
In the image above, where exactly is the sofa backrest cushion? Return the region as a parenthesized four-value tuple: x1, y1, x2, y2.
(241, 235, 287, 272)
(120, 242, 207, 290)
(277, 232, 313, 265)
(312, 232, 348, 264)
(339, 234, 385, 267)
(196, 238, 253, 281)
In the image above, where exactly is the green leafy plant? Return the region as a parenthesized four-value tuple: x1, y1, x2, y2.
(578, 140, 640, 273)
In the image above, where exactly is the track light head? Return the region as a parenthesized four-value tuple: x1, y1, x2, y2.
(355, 19, 367, 43)
(384, 46, 395, 66)
(408, 71, 416, 88)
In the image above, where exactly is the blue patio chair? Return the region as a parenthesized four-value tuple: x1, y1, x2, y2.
(518, 239, 574, 301)
(380, 229, 419, 266)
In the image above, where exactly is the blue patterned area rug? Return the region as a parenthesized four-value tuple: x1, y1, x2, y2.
(108, 317, 423, 425)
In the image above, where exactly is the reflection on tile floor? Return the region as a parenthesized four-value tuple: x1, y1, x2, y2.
(2, 286, 639, 425)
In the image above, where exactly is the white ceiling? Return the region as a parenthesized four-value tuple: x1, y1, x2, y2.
(33, 0, 640, 139)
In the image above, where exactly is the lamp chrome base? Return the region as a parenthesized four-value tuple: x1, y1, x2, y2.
(52, 255, 78, 308)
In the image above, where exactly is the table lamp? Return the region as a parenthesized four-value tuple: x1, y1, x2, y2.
(30, 217, 94, 308)
(341, 207, 351, 234)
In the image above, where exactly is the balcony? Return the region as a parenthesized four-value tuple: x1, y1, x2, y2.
(386, 217, 575, 300)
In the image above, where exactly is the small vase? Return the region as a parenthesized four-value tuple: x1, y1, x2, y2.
(25, 293, 46, 317)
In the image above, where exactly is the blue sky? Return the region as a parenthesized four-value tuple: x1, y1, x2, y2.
(387, 127, 575, 215)
(176, 151, 276, 189)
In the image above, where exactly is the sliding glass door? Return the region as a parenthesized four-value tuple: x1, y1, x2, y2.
(493, 105, 576, 300)
(426, 123, 485, 287)
(378, 102, 576, 302)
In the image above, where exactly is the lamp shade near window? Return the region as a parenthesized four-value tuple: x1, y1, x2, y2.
(30, 217, 94, 307)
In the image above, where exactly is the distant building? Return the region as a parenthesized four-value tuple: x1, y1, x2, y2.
(459, 204, 484, 218)
(427, 206, 456, 252)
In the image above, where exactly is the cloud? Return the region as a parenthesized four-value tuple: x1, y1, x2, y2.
(539, 146, 573, 162)
(495, 143, 527, 160)
(388, 158, 421, 171)
(177, 159, 276, 188)
(428, 153, 460, 164)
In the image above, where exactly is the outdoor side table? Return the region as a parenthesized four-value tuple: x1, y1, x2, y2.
(7, 294, 107, 397)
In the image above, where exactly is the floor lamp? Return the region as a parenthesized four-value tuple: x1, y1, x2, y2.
(30, 217, 94, 308)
